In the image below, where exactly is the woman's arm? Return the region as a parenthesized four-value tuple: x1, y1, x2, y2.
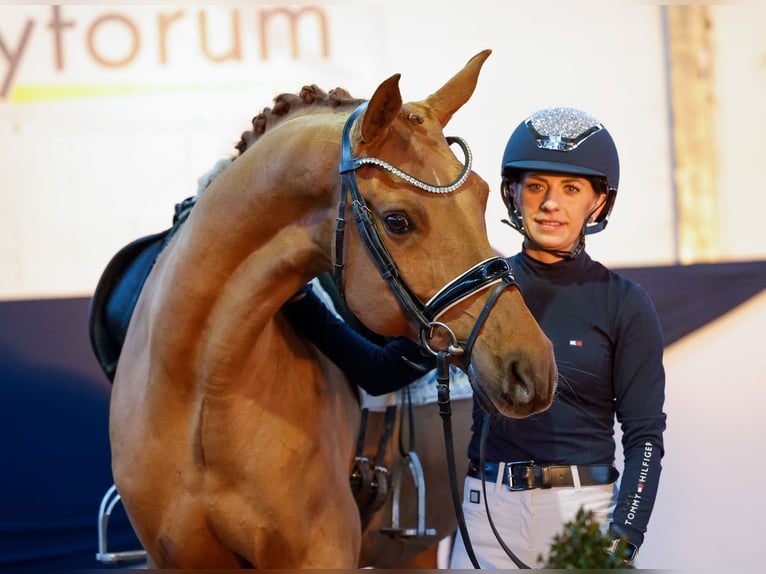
(610, 285, 667, 550)
(281, 284, 431, 395)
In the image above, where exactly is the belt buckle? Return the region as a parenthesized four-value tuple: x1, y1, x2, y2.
(506, 460, 536, 491)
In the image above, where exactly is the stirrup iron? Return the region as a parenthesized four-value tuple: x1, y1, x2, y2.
(379, 451, 436, 538)
(96, 484, 147, 564)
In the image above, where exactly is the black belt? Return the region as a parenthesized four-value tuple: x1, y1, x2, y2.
(467, 459, 619, 491)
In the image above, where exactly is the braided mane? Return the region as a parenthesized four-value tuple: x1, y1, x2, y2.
(235, 84, 363, 155)
(197, 85, 363, 195)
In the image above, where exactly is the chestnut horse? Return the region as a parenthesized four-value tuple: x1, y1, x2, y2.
(107, 50, 556, 568)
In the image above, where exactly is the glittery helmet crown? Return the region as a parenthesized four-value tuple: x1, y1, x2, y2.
(500, 107, 620, 235)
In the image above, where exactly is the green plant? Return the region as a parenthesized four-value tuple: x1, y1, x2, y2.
(540, 506, 634, 569)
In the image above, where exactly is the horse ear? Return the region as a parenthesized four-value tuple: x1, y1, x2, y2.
(424, 49, 491, 127)
(361, 73, 403, 145)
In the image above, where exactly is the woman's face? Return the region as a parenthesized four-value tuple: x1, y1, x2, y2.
(513, 171, 606, 263)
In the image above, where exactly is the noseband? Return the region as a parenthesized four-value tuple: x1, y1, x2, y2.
(335, 101, 518, 363)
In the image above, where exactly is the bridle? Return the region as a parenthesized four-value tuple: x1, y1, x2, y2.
(335, 101, 524, 569)
(335, 101, 518, 365)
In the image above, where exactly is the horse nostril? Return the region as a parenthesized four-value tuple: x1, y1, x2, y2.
(508, 362, 533, 404)
(516, 383, 533, 404)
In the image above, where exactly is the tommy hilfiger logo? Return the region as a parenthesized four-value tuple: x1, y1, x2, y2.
(569, 340, 583, 347)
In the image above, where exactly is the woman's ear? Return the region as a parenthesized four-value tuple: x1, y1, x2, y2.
(590, 192, 608, 222)
(512, 182, 523, 209)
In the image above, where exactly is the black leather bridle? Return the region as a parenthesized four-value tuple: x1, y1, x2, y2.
(335, 102, 518, 364)
(334, 101, 524, 569)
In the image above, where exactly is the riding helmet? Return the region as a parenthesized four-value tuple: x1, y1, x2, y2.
(500, 107, 619, 235)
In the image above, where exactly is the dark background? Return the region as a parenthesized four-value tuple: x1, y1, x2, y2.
(1, 260, 764, 569)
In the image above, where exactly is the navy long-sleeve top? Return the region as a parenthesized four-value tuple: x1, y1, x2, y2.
(280, 284, 427, 396)
(282, 249, 666, 548)
(468, 250, 666, 547)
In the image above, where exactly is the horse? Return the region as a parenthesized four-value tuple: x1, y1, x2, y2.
(104, 49, 557, 568)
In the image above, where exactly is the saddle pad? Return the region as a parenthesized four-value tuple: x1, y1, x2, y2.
(88, 197, 196, 382)
(88, 229, 171, 381)
(360, 367, 473, 412)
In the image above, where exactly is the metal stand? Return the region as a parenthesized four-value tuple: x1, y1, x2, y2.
(96, 484, 148, 564)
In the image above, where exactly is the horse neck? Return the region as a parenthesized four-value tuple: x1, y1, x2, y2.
(137, 112, 348, 390)
(163, 115, 343, 325)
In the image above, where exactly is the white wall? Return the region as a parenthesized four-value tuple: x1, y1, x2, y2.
(636, 290, 766, 571)
(1, 1, 680, 300)
(713, 4, 766, 261)
(4, 3, 764, 295)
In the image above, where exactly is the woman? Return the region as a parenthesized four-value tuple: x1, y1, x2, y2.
(284, 106, 666, 568)
(448, 106, 666, 568)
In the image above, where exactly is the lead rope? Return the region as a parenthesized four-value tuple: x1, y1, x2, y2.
(479, 414, 531, 568)
(440, 382, 531, 569)
(434, 278, 519, 569)
(436, 351, 481, 569)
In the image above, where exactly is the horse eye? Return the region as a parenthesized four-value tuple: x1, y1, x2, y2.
(383, 213, 414, 234)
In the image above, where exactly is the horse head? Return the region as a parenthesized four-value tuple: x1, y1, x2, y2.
(338, 50, 557, 417)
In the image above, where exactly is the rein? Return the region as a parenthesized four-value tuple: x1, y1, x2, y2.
(335, 101, 521, 569)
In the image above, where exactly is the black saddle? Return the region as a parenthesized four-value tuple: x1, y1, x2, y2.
(88, 197, 196, 382)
